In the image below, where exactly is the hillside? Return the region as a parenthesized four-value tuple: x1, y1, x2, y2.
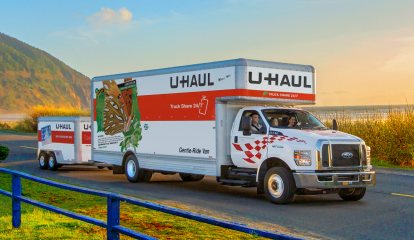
(0, 33, 91, 113)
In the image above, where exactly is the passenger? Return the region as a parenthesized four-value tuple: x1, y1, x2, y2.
(270, 117, 278, 127)
(250, 113, 262, 132)
(287, 116, 301, 127)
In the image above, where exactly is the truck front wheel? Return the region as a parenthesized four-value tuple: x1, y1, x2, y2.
(264, 167, 296, 204)
(125, 155, 152, 183)
(338, 187, 366, 201)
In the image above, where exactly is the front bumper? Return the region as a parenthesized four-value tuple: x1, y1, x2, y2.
(293, 171, 376, 189)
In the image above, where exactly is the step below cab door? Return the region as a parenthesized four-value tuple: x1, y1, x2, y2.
(231, 110, 268, 168)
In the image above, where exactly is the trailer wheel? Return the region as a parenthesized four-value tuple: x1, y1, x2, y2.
(39, 152, 48, 169)
(179, 173, 205, 182)
(264, 167, 295, 204)
(125, 155, 152, 182)
(107, 166, 113, 170)
(97, 166, 105, 169)
(48, 153, 59, 171)
(338, 187, 366, 201)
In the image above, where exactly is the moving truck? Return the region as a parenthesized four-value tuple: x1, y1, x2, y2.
(37, 117, 111, 170)
(91, 59, 375, 204)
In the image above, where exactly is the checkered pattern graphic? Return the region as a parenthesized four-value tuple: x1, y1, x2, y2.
(232, 135, 307, 164)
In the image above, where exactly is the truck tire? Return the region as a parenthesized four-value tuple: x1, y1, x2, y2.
(338, 187, 366, 201)
(48, 153, 59, 171)
(97, 166, 105, 169)
(264, 167, 295, 204)
(39, 152, 48, 169)
(107, 166, 113, 170)
(179, 173, 204, 182)
(124, 155, 152, 183)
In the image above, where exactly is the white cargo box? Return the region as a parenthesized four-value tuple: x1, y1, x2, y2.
(90, 59, 315, 175)
(37, 117, 91, 169)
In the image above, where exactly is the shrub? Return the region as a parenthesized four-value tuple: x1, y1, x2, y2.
(0, 144, 9, 161)
(20, 105, 91, 132)
(0, 122, 12, 129)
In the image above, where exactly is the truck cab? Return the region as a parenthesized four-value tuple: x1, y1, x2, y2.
(223, 106, 375, 204)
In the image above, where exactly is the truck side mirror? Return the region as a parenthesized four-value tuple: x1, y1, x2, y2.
(332, 119, 338, 131)
(242, 116, 251, 136)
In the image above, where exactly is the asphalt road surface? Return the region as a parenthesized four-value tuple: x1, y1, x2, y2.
(1, 130, 414, 239)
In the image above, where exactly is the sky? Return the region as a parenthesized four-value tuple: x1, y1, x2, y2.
(1, 0, 413, 106)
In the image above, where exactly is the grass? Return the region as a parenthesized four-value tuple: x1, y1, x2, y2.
(312, 104, 414, 168)
(0, 105, 91, 133)
(371, 158, 414, 170)
(0, 173, 266, 239)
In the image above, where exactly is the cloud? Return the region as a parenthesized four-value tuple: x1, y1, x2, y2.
(87, 7, 133, 26)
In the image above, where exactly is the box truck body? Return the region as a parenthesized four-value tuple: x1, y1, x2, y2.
(90, 59, 375, 204)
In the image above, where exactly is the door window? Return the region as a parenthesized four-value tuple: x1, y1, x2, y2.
(238, 110, 266, 134)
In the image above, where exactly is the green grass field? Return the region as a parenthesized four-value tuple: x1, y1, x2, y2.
(0, 172, 267, 239)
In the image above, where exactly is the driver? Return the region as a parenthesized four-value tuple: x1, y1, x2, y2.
(250, 113, 262, 132)
(287, 116, 301, 127)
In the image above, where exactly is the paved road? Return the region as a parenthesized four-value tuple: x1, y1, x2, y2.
(1, 130, 413, 239)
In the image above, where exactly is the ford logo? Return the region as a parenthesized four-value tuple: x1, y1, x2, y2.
(341, 152, 353, 158)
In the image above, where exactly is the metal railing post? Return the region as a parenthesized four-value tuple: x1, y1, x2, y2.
(107, 194, 120, 240)
(12, 174, 21, 228)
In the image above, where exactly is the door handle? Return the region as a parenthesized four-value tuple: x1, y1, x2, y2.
(234, 136, 238, 143)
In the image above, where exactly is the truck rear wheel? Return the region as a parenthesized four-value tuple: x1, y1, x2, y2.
(338, 187, 366, 201)
(264, 167, 295, 204)
(39, 152, 48, 169)
(125, 155, 152, 183)
(48, 153, 59, 171)
(179, 173, 204, 182)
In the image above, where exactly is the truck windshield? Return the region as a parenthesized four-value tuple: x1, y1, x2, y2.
(262, 109, 327, 129)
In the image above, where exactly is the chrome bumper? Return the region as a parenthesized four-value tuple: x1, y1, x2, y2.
(293, 171, 376, 189)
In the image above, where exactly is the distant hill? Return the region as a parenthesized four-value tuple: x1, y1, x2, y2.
(0, 32, 90, 113)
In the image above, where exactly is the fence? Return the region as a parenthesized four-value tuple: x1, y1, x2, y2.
(0, 168, 302, 240)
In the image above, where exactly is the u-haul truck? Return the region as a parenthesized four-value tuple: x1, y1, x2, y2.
(91, 59, 375, 204)
(37, 117, 111, 170)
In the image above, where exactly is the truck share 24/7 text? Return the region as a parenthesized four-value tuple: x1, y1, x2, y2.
(37, 59, 375, 204)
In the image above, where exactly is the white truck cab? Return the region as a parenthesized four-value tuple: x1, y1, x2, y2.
(229, 106, 374, 204)
(90, 59, 375, 204)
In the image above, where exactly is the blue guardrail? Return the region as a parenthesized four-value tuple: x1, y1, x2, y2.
(0, 168, 304, 240)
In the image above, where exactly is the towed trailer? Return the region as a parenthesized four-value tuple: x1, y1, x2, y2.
(37, 117, 112, 170)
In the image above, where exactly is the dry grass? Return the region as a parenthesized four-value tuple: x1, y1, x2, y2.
(313, 105, 414, 167)
(0, 105, 90, 132)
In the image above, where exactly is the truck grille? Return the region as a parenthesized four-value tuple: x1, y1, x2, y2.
(321, 144, 360, 167)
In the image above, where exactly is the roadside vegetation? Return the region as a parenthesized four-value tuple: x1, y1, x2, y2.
(1, 104, 414, 168)
(0, 105, 90, 132)
(0, 172, 265, 239)
(313, 104, 414, 168)
(0, 144, 9, 162)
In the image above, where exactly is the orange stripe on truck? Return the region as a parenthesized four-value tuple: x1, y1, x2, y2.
(93, 89, 315, 121)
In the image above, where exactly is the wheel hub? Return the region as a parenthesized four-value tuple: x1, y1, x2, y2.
(127, 160, 136, 177)
(40, 156, 45, 166)
(49, 157, 54, 167)
(268, 174, 284, 198)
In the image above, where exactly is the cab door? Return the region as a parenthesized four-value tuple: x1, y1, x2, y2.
(231, 110, 268, 168)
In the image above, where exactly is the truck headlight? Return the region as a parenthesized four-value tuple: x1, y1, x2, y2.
(294, 150, 312, 166)
(366, 146, 371, 165)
